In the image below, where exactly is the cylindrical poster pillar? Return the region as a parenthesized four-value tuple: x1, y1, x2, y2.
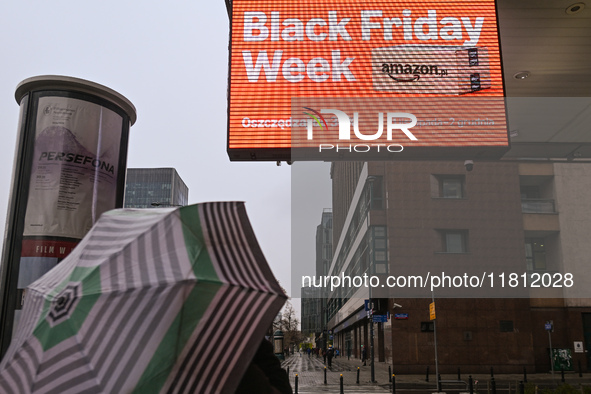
(0, 75, 136, 358)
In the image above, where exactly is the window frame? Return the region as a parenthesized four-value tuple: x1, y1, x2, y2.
(437, 229, 469, 253)
(433, 174, 466, 199)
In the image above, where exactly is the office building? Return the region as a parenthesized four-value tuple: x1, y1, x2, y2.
(301, 209, 333, 347)
(326, 160, 591, 373)
(124, 168, 188, 208)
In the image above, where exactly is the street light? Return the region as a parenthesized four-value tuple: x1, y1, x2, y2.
(366, 175, 377, 383)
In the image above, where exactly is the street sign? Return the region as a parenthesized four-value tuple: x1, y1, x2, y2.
(373, 315, 388, 323)
(430, 302, 436, 320)
(575, 341, 584, 353)
(364, 299, 371, 311)
(545, 321, 553, 331)
(394, 313, 409, 320)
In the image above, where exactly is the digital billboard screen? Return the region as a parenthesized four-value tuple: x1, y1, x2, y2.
(227, 0, 507, 161)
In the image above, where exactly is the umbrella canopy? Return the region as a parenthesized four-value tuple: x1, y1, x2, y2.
(0, 202, 287, 393)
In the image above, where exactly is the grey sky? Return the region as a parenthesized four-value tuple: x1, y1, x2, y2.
(0, 2, 331, 319)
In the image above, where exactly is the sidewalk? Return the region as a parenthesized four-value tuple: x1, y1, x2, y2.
(282, 353, 591, 393)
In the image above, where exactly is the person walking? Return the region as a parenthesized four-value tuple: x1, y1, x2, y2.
(327, 347, 334, 368)
(361, 345, 367, 366)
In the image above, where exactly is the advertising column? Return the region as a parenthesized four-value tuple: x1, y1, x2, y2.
(0, 76, 136, 357)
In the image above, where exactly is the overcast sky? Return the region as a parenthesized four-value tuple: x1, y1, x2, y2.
(0, 2, 332, 320)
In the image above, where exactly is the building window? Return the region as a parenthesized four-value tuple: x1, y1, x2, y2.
(525, 239, 546, 271)
(433, 175, 465, 199)
(520, 185, 540, 199)
(439, 230, 468, 253)
(366, 176, 384, 209)
(421, 322, 434, 332)
(500, 320, 514, 332)
(370, 226, 388, 275)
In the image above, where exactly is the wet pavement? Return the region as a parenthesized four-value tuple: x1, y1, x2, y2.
(281, 354, 591, 393)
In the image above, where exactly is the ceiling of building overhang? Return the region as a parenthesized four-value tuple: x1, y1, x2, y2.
(498, 0, 591, 160)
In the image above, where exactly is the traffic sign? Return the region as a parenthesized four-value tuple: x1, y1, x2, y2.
(430, 302, 436, 320)
(373, 315, 388, 323)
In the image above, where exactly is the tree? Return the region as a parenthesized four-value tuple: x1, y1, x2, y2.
(276, 301, 303, 352)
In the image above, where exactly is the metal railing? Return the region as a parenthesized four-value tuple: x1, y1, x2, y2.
(521, 199, 555, 213)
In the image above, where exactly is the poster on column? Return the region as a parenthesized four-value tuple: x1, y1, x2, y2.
(23, 96, 123, 241)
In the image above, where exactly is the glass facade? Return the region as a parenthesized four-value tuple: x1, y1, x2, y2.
(124, 168, 189, 208)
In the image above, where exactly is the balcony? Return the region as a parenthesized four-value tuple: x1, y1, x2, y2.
(521, 199, 555, 214)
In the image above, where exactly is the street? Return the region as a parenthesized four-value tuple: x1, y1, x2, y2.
(281, 354, 591, 394)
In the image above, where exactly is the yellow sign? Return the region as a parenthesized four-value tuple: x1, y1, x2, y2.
(429, 302, 436, 320)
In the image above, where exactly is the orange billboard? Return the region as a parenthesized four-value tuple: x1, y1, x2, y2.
(227, 0, 507, 161)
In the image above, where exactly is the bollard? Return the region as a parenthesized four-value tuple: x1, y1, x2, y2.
(295, 374, 299, 394)
(392, 374, 396, 394)
(357, 367, 360, 384)
(324, 367, 327, 385)
(389, 366, 392, 382)
(519, 381, 524, 394)
(426, 366, 430, 382)
(491, 367, 494, 379)
(458, 367, 461, 380)
(491, 377, 497, 394)
(340, 374, 344, 394)
(579, 360, 583, 378)
(438, 374, 442, 393)
(561, 367, 565, 383)
(523, 367, 527, 383)
(469, 375, 474, 394)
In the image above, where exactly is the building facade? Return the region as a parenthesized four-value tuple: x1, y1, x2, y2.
(301, 209, 333, 348)
(124, 168, 188, 208)
(326, 160, 591, 373)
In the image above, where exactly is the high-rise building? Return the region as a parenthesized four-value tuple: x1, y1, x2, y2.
(301, 209, 333, 345)
(124, 168, 188, 208)
(326, 160, 591, 373)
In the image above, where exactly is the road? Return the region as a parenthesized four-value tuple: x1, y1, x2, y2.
(282, 353, 397, 393)
(280, 354, 591, 394)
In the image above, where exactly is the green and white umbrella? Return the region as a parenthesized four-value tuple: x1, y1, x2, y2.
(0, 202, 287, 394)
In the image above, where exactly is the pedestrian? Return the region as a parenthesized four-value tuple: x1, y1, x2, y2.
(236, 338, 293, 393)
(307, 348, 311, 358)
(327, 347, 334, 368)
(361, 345, 367, 366)
(322, 348, 327, 364)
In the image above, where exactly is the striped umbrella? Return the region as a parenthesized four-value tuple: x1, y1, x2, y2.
(0, 202, 287, 394)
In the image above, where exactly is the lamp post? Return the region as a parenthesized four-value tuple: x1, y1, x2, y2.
(370, 302, 376, 382)
(366, 175, 377, 383)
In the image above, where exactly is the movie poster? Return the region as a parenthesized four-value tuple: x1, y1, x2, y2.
(23, 96, 123, 240)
